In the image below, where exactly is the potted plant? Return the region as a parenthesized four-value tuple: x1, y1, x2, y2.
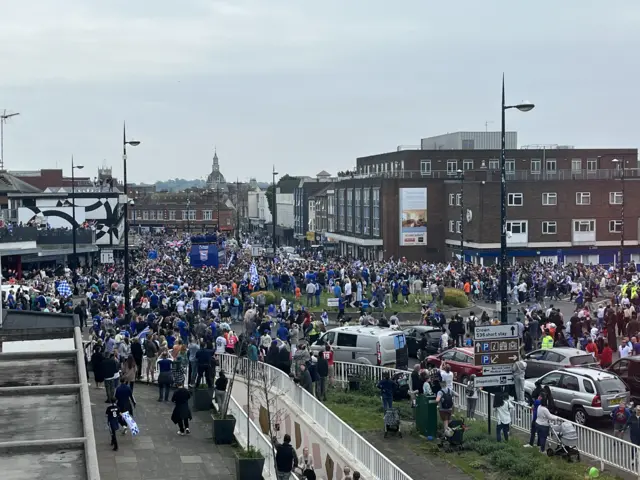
(192, 383, 214, 411)
(234, 445, 265, 479)
(212, 409, 236, 444)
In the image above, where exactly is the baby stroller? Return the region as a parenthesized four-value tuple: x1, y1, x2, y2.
(547, 421, 580, 462)
(383, 408, 402, 438)
(438, 418, 466, 452)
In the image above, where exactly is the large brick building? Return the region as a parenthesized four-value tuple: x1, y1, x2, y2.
(326, 141, 639, 265)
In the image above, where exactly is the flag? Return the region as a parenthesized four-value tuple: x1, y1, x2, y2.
(250, 262, 259, 287)
(57, 280, 72, 297)
(137, 326, 151, 341)
(444, 263, 452, 273)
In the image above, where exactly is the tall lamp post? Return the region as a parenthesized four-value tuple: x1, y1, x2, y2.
(500, 76, 534, 324)
(612, 158, 626, 276)
(71, 156, 84, 268)
(186, 198, 191, 234)
(272, 165, 278, 254)
(0, 110, 20, 170)
(457, 169, 464, 262)
(123, 123, 141, 321)
(236, 178, 241, 242)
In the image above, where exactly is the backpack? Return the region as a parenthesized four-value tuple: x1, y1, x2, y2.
(440, 389, 454, 410)
(465, 381, 475, 397)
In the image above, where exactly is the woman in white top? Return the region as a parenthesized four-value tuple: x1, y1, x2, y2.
(297, 447, 315, 477)
(493, 392, 513, 442)
(465, 374, 479, 419)
(534, 395, 559, 452)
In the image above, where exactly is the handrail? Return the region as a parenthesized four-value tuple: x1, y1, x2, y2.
(218, 354, 413, 480)
(330, 360, 640, 476)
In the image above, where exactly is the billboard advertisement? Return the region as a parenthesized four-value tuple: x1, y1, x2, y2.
(399, 188, 427, 246)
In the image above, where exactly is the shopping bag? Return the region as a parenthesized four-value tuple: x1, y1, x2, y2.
(121, 411, 140, 436)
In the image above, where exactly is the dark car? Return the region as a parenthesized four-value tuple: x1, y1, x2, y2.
(403, 326, 442, 358)
(523, 347, 599, 379)
(609, 357, 640, 403)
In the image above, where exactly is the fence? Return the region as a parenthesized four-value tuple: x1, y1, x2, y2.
(330, 360, 640, 477)
(218, 354, 413, 480)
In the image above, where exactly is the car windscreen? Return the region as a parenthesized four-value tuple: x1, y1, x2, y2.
(598, 378, 628, 395)
(426, 331, 443, 340)
(569, 355, 598, 366)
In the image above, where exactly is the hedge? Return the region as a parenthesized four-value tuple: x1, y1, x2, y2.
(442, 288, 469, 308)
(250, 291, 282, 306)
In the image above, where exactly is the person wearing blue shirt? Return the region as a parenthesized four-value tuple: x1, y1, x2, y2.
(526, 393, 542, 447)
(377, 372, 396, 410)
(277, 323, 289, 342)
(333, 284, 342, 298)
(150, 293, 159, 309)
(157, 352, 174, 401)
(177, 319, 189, 343)
(315, 282, 321, 307)
(166, 332, 176, 349)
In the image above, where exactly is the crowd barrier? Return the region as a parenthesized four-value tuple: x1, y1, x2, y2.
(330, 360, 640, 476)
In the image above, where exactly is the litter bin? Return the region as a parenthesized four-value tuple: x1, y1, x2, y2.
(415, 395, 438, 438)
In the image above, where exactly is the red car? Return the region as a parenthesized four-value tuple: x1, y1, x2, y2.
(426, 347, 483, 384)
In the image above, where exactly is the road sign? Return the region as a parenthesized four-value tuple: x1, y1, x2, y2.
(100, 249, 114, 264)
(473, 325, 518, 341)
(474, 375, 515, 388)
(475, 352, 519, 365)
(327, 298, 339, 307)
(482, 365, 513, 375)
(474, 339, 521, 354)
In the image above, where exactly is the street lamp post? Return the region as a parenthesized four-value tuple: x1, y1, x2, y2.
(0, 110, 20, 170)
(612, 158, 626, 276)
(272, 166, 278, 254)
(500, 75, 534, 324)
(123, 123, 141, 321)
(187, 198, 191, 234)
(236, 178, 241, 242)
(457, 169, 464, 262)
(70, 156, 84, 268)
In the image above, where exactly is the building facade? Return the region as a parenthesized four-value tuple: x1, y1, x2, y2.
(293, 173, 335, 243)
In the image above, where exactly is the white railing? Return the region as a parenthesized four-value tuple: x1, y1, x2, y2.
(330, 360, 640, 477)
(218, 354, 413, 480)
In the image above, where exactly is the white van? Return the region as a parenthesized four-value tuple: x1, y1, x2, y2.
(310, 326, 409, 369)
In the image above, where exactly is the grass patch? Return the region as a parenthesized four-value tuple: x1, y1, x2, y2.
(324, 388, 622, 480)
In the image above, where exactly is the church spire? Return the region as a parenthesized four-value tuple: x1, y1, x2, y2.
(212, 146, 219, 172)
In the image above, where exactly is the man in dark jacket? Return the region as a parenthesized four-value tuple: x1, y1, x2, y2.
(274, 434, 298, 477)
(298, 364, 313, 394)
(102, 353, 120, 403)
(195, 342, 214, 387)
(316, 352, 329, 401)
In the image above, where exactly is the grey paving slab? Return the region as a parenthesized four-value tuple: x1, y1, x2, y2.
(0, 358, 77, 387)
(0, 393, 82, 442)
(90, 383, 237, 480)
(0, 449, 86, 480)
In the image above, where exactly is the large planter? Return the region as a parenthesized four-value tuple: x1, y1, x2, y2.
(193, 387, 214, 411)
(212, 415, 236, 445)
(235, 454, 265, 480)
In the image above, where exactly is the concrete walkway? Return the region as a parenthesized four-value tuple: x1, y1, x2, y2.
(89, 383, 237, 480)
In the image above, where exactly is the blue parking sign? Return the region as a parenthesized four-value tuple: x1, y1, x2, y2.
(483, 342, 490, 352)
(481, 355, 490, 365)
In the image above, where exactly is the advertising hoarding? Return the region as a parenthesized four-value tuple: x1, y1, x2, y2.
(399, 187, 427, 246)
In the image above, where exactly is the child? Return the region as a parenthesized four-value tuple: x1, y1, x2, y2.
(106, 400, 125, 451)
(464, 333, 473, 347)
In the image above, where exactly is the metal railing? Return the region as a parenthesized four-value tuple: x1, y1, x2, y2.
(485, 168, 640, 182)
(330, 360, 640, 476)
(217, 354, 413, 480)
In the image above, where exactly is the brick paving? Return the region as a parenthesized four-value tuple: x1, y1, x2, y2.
(89, 383, 237, 480)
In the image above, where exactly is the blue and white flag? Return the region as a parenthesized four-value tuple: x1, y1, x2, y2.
(250, 262, 259, 286)
(137, 326, 151, 341)
(57, 280, 72, 297)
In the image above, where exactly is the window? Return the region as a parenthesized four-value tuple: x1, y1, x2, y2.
(337, 333, 357, 347)
(142, 210, 149, 220)
(542, 221, 557, 235)
(372, 188, 380, 236)
(546, 158, 557, 173)
(157, 210, 163, 219)
(505, 159, 515, 172)
(346, 188, 353, 232)
(420, 160, 431, 175)
(149, 210, 156, 220)
(583, 380, 595, 394)
(540, 372, 562, 387)
(571, 158, 582, 173)
(447, 159, 458, 175)
(609, 220, 623, 233)
(169, 210, 176, 220)
(203, 210, 212, 220)
(455, 193, 462, 206)
(507, 221, 527, 234)
(587, 158, 598, 172)
(338, 189, 345, 231)
(488, 159, 499, 170)
(362, 188, 370, 235)
(441, 350, 456, 361)
(463, 159, 474, 171)
(609, 192, 623, 205)
(574, 220, 595, 232)
(507, 193, 523, 206)
(449, 220, 455, 233)
(531, 159, 541, 173)
(576, 192, 591, 205)
(542, 192, 557, 206)
(560, 375, 580, 392)
(456, 221, 462, 233)
(189, 210, 196, 220)
(354, 189, 361, 234)
(448, 193, 455, 206)
(461, 139, 474, 149)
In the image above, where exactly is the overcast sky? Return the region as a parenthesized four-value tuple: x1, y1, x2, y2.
(1, 0, 638, 184)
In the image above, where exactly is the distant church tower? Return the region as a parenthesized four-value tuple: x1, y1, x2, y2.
(207, 148, 228, 192)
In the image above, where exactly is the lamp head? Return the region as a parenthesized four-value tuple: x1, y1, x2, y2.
(127, 140, 141, 147)
(515, 101, 535, 112)
(75, 165, 84, 170)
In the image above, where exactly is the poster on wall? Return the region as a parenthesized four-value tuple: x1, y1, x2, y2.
(399, 188, 427, 246)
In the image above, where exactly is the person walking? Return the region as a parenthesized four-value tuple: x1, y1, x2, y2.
(376, 371, 395, 410)
(106, 400, 124, 451)
(274, 433, 298, 479)
(91, 345, 105, 389)
(130, 338, 143, 381)
(195, 342, 214, 388)
(214, 370, 228, 411)
(524, 393, 543, 448)
(171, 383, 192, 435)
(535, 395, 559, 452)
(144, 337, 159, 382)
(187, 337, 200, 387)
(121, 354, 137, 391)
(114, 377, 136, 435)
(316, 351, 329, 401)
(465, 374, 479, 419)
(493, 392, 513, 442)
(102, 352, 120, 404)
(157, 352, 173, 402)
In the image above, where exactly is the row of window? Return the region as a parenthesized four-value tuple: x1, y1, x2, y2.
(335, 188, 380, 236)
(131, 210, 225, 222)
(502, 191, 624, 207)
(449, 219, 621, 235)
(423, 158, 601, 175)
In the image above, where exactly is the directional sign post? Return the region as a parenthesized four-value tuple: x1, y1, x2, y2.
(473, 325, 520, 435)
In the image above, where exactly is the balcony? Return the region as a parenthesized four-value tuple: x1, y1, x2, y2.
(37, 228, 95, 245)
(485, 168, 637, 182)
(0, 227, 38, 243)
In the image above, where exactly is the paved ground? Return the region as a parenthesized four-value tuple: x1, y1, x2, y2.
(89, 383, 237, 480)
(363, 429, 472, 480)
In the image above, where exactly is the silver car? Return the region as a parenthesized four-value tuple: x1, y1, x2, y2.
(524, 367, 629, 425)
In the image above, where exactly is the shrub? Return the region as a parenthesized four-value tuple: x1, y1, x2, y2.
(250, 290, 281, 306)
(443, 288, 468, 308)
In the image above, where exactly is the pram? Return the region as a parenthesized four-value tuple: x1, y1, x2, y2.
(438, 418, 466, 452)
(547, 421, 580, 462)
(383, 408, 402, 438)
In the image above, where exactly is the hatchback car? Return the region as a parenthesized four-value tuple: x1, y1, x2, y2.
(402, 326, 442, 358)
(524, 367, 629, 425)
(425, 347, 482, 384)
(609, 356, 640, 403)
(523, 347, 599, 379)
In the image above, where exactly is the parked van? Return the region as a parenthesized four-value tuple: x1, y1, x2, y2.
(310, 326, 409, 369)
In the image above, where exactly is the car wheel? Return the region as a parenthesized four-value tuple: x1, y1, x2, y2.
(573, 407, 588, 425)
